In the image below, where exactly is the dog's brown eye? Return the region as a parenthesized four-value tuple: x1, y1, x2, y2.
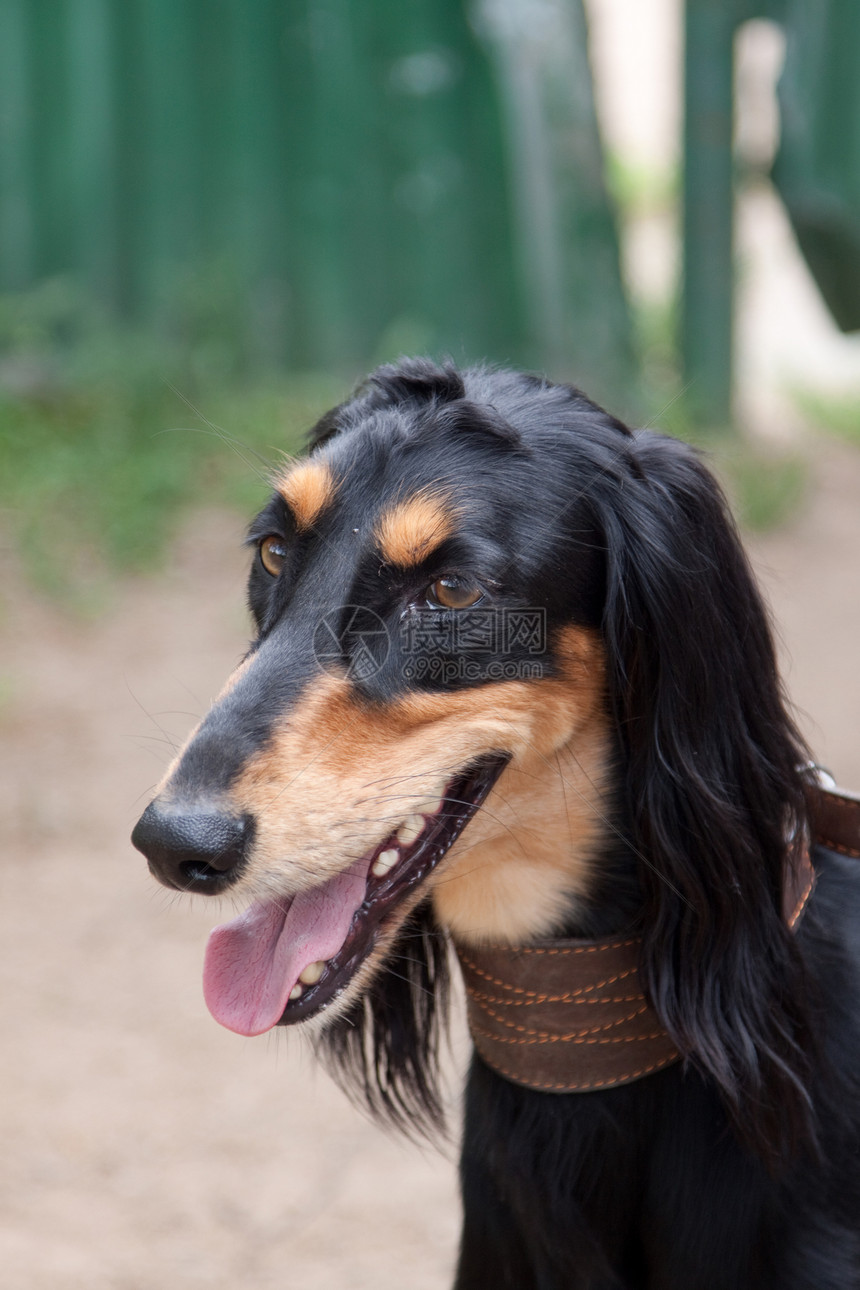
(429, 577, 483, 609)
(259, 535, 287, 577)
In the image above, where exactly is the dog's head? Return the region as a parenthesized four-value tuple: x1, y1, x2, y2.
(133, 360, 811, 1154)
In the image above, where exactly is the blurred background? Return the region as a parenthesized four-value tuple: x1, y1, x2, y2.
(1, 2, 859, 1287)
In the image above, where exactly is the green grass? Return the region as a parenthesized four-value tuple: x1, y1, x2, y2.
(792, 388, 860, 446)
(0, 280, 346, 604)
(716, 446, 809, 531)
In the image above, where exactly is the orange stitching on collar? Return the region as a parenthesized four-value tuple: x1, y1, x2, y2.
(469, 1020, 669, 1047)
(820, 837, 860, 859)
(514, 939, 639, 956)
(458, 952, 639, 1000)
(474, 999, 651, 1039)
(464, 985, 645, 1007)
(788, 866, 816, 927)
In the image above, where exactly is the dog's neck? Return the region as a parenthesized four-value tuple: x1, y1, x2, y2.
(432, 719, 640, 946)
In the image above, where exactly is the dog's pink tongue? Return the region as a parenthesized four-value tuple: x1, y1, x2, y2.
(202, 858, 370, 1036)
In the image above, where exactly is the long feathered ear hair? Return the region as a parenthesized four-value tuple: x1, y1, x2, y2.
(594, 430, 814, 1164)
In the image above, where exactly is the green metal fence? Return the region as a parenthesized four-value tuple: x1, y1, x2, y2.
(682, 0, 860, 426)
(0, 0, 632, 398)
(774, 0, 860, 334)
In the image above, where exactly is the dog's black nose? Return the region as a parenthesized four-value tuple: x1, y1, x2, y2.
(131, 802, 253, 893)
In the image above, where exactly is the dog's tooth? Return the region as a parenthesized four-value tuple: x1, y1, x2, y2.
(289, 983, 303, 1000)
(299, 960, 325, 985)
(417, 795, 443, 817)
(371, 848, 400, 878)
(397, 815, 424, 846)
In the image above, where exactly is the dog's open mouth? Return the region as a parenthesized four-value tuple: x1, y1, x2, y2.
(202, 753, 508, 1035)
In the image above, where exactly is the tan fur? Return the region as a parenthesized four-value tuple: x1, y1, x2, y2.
(233, 629, 604, 928)
(428, 628, 610, 944)
(158, 625, 610, 1017)
(275, 459, 337, 531)
(375, 491, 458, 567)
(430, 720, 610, 946)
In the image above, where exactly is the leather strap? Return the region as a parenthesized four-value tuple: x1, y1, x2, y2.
(455, 782, 858, 1094)
(457, 936, 683, 1092)
(806, 779, 860, 860)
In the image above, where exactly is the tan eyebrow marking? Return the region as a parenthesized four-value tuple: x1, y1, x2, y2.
(375, 491, 458, 567)
(275, 459, 337, 531)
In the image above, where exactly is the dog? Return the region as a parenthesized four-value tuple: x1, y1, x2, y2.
(132, 360, 860, 1288)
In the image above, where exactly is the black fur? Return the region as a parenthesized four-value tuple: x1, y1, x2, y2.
(308, 361, 860, 1288)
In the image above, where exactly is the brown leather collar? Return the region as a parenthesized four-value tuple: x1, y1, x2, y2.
(455, 781, 859, 1094)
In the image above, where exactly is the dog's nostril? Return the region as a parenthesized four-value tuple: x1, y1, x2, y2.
(131, 802, 253, 892)
(179, 859, 222, 884)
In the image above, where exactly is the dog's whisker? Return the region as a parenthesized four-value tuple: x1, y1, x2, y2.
(145, 708, 203, 722)
(641, 376, 699, 431)
(353, 771, 463, 802)
(124, 677, 181, 754)
(163, 384, 276, 483)
(556, 748, 575, 862)
(356, 768, 454, 792)
(383, 966, 436, 999)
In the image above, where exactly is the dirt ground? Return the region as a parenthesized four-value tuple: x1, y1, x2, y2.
(1, 436, 859, 1290)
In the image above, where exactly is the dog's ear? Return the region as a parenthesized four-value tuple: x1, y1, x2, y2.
(595, 432, 813, 1163)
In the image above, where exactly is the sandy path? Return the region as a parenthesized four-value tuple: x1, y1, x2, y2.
(1, 444, 859, 1289)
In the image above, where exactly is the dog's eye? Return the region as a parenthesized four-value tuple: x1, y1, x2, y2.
(428, 577, 483, 609)
(259, 535, 288, 577)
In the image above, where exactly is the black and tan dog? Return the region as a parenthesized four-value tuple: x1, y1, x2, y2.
(133, 361, 860, 1289)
